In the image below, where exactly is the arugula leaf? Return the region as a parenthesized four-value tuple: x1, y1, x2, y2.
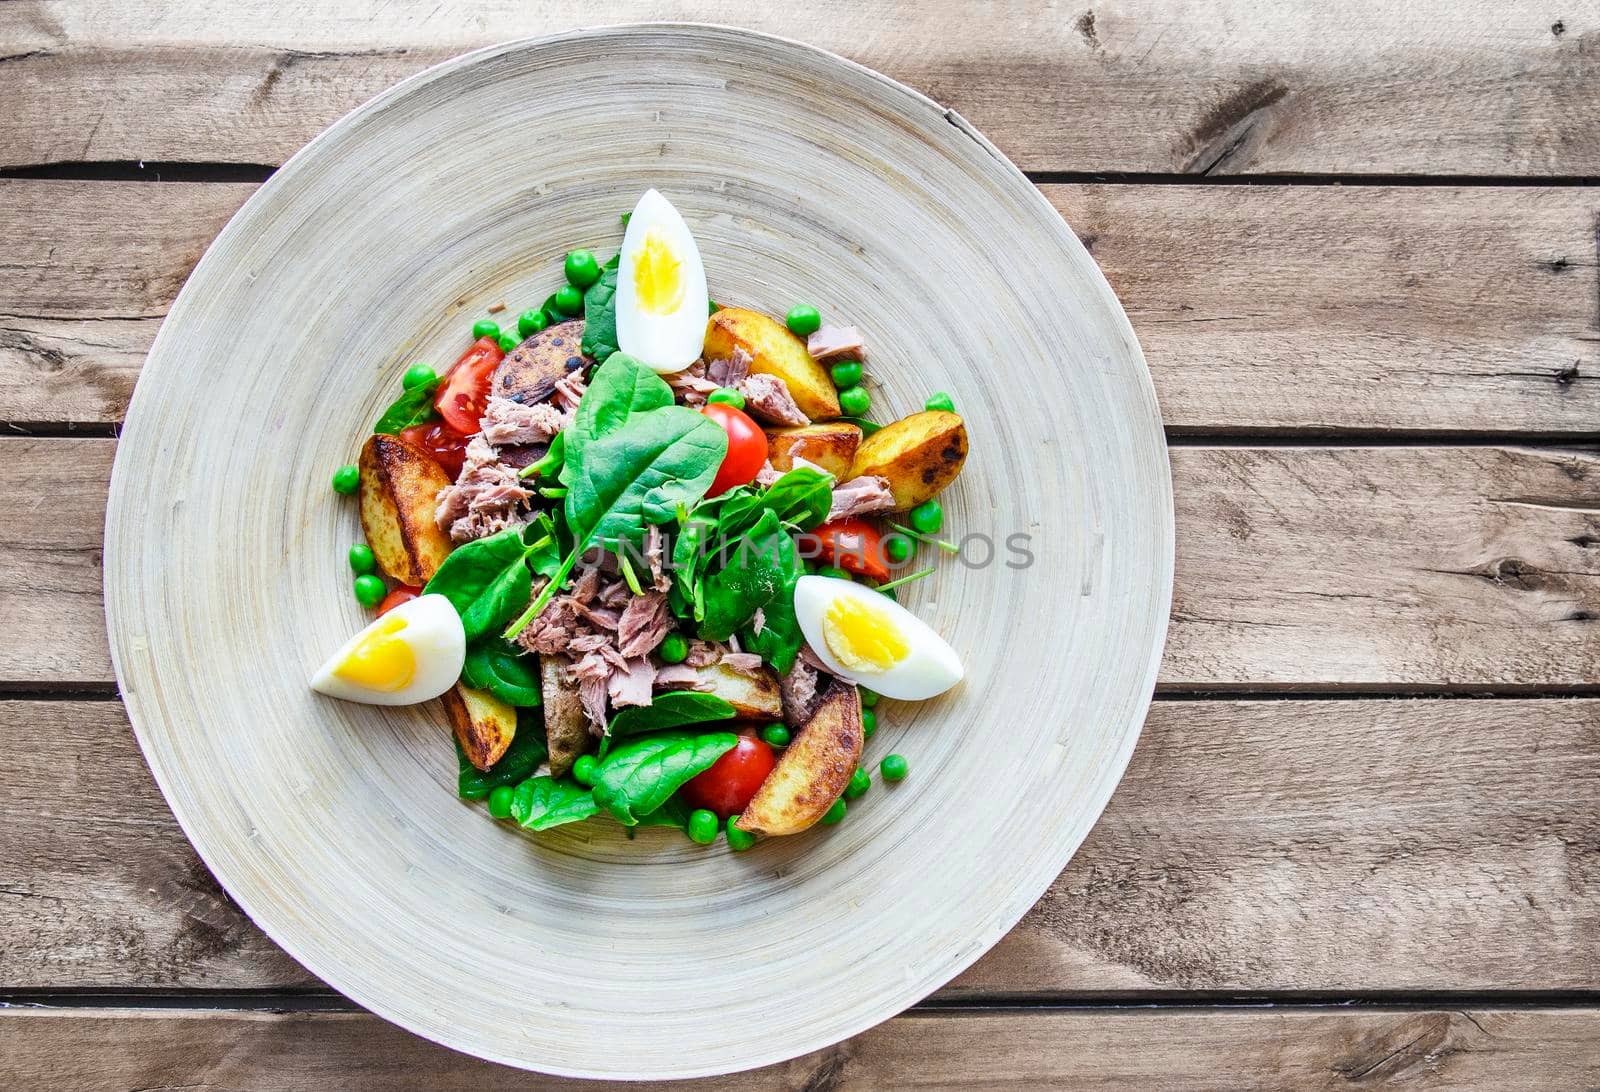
(373, 378, 440, 434)
(608, 692, 737, 740)
(456, 720, 547, 799)
(424, 526, 542, 641)
(698, 509, 798, 641)
(461, 641, 542, 707)
(511, 775, 600, 831)
(580, 253, 621, 363)
(591, 731, 738, 825)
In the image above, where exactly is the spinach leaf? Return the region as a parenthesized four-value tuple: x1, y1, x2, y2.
(539, 292, 565, 327)
(424, 526, 542, 641)
(698, 509, 798, 641)
(457, 718, 547, 799)
(461, 641, 542, 707)
(373, 378, 440, 434)
(561, 351, 676, 484)
(580, 253, 621, 363)
(633, 793, 690, 830)
(741, 578, 805, 674)
(511, 775, 599, 831)
(608, 692, 737, 740)
(758, 466, 834, 532)
(591, 731, 738, 825)
(834, 415, 882, 436)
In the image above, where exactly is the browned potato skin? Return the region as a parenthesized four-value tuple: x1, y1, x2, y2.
(443, 684, 517, 771)
(541, 657, 590, 777)
(736, 679, 863, 836)
(847, 410, 969, 510)
(493, 319, 589, 404)
(703, 308, 841, 421)
(766, 422, 862, 480)
(358, 434, 454, 585)
(654, 661, 783, 720)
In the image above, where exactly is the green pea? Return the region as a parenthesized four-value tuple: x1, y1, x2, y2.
(517, 308, 548, 338)
(884, 535, 912, 564)
(816, 565, 852, 582)
(785, 304, 822, 337)
(862, 709, 877, 739)
(821, 798, 847, 825)
(331, 464, 360, 495)
(553, 284, 584, 316)
(658, 633, 689, 664)
(487, 784, 515, 819)
(726, 816, 756, 851)
(838, 385, 871, 416)
(708, 299, 720, 315)
(859, 687, 879, 709)
(353, 574, 386, 609)
(472, 318, 500, 341)
(572, 755, 599, 787)
(402, 363, 437, 390)
(845, 767, 870, 800)
(707, 387, 746, 409)
(829, 360, 862, 388)
(687, 808, 719, 844)
(564, 249, 602, 288)
(925, 392, 956, 412)
(910, 499, 944, 535)
(761, 724, 790, 748)
(348, 544, 376, 574)
(497, 332, 520, 353)
(881, 753, 909, 782)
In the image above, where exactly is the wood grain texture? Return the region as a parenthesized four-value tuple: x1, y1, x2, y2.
(5, 699, 1594, 993)
(3, 2, 1597, 175)
(4, 181, 1597, 433)
(3, 1007, 1598, 1090)
(10, 440, 1599, 688)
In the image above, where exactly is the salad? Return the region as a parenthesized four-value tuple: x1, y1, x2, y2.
(312, 190, 970, 847)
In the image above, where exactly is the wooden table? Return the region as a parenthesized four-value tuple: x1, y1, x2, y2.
(3, 4, 1598, 1087)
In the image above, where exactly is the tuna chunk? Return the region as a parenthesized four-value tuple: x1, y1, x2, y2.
(480, 395, 569, 446)
(807, 325, 865, 362)
(739, 373, 810, 427)
(434, 434, 532, 543)
(617, 591, 672, 659)
(827, 474, 895, 522)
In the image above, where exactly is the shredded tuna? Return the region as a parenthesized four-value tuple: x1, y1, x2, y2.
(578, 677, 608, 734)
(567, 632, 611, 654)
(754, 460, 783, 488)
(780, 657, 820, 725)
(739, 373, 809, 427)
(571, 601, 621, 632)
(597, 578, 632, 610)
(683, 639, 724, 669)
(827, 474, 895, 522)
(607, 657, 655, 708)
(552, 370, 587, 414)
(707, 347, 753, 388)
(644, 525, 671, 592)
(750, 607, 766, 636)
(617, 592, 672, 659)
(667, 360, 718, 406)
(721, 651, 766, 677)
(798, 642, 837, 676)
(434, 433, 532, 543)
(654, 663, 709, 690)
(807, 324, 866, 362)
(480, 395, 569, 447)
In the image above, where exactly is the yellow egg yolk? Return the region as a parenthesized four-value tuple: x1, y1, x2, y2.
(822, 595, 910, 674)
(332, 615, 416, 692)
(632, 228, 684, 315)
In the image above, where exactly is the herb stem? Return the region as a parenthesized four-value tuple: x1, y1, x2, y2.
(872, 566, 936, 593)
(502, 536, 584, 639)
(888, 521, 959, 555)
(617, 546, 644, 596)
(539, 486, 568, 499)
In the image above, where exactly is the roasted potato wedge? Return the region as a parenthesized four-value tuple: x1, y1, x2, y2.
(541, 657, 590, 777)
(444, 683, 517, 771)
(704, 307, 840, 421)
(358, 433, 454, 585)
(766, 422, 862, 480)
(655, 661, 783, 720)
(494, 319, 589, 404)
(847, 409, 968, 510)
(735, 679, 863, 836)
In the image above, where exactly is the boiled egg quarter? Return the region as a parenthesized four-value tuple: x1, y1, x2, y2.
(310, 593, 465, 706)
(615, 189, 709, 374)
(793, 576, 963, 700)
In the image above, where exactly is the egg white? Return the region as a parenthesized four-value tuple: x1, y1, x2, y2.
(310, 593, 465, 706)
(615, 189, 709, 374)
(793, 575, 963, 701)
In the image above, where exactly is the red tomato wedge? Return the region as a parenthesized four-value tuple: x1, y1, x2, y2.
(700, 402, 767, 496)
(376, 585, 421, 615)
(813, 518, 890, 583)
(681, 734, 776, 818)
(434, 336, 504, 435)
(400, 420, 470, 479)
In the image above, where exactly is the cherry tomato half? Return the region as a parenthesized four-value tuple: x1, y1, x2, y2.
(376, 585, 421, 616)
(813, 518, 890, 583)
(400, 420, 470, 479)
(681, 734, 776, 819)
(434, 336, 505, 435)
(700, 402, 767, 496)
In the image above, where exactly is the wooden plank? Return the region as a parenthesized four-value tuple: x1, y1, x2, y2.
(5, 698, 1594, 992)
(4, 2, 1597, 175)
(9, 439, 1599, 688)
(3, 181, 1597, 434)
(2, 1007, 1596, 1089)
